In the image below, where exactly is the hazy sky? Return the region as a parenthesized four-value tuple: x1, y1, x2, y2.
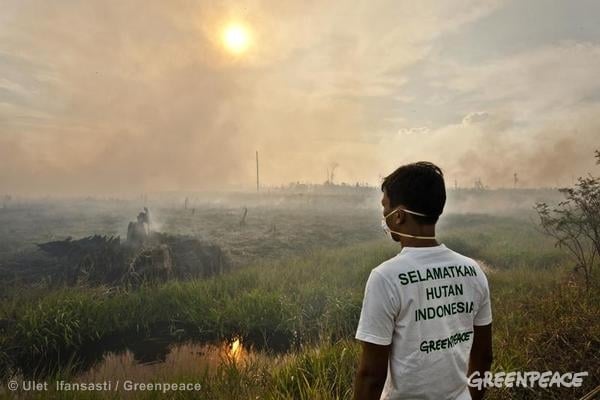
(1, 0, 599, 195)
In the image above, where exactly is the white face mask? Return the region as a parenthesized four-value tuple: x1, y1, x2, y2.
(381, 207, 436, 240)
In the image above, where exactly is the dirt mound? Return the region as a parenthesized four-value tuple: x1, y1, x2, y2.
(37, 235, 124, 285)
(31, 233, 230, 287)
(152, 233, 229, 279)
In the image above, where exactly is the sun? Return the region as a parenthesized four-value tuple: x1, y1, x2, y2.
(222, 24, 251, 54)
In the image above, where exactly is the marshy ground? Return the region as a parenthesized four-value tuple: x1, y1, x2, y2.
(0, 189, 598, 399)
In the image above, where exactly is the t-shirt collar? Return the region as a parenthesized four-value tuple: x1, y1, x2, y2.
(399, 243, 446, 255)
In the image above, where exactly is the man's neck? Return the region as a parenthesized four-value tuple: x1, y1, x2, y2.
(399, 224, 438, 247)
(400, 238, 440, 248)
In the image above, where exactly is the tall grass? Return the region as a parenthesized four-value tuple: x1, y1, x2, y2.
(2, 240, 395, 379)
(440, 213, 568, 269)
(1, 214, 598, 399)
(268, 339, 360, 400)
(490, 267, 599, 399)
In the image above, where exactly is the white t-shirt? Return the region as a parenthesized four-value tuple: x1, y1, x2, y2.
(355, 243, 492, 400)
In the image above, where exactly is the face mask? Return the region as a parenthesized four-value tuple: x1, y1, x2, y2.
(381, 207, 436, 240)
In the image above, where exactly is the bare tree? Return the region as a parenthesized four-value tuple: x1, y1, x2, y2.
(534, 150, 600, 289)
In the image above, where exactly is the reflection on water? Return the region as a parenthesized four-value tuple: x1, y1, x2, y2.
(229, 337, 242, 361)
(77, 337, 251, 382)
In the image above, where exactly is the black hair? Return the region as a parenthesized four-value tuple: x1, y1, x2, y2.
(381, 161, 446, 224)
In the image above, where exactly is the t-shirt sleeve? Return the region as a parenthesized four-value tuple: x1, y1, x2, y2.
(473, 272, 492, 326)
(355, 269, 399, 346)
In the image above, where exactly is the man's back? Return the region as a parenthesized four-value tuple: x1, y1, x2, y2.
(355, 243, 492, 400)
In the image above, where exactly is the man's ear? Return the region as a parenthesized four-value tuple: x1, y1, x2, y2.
(395, 209, 406, 225)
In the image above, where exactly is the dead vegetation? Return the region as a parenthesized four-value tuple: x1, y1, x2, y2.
(33, 233, 230, 288)
(4, 209, 230, 289)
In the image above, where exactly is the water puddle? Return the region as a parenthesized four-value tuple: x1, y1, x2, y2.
(74, 337, 253, 382)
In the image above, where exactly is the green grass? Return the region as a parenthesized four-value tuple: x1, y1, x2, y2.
(1, 240, 394, 380)
(440, 213, 568, 269)
(1, 213, 598, 399)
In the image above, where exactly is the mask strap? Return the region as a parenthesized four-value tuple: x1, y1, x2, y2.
(388, 230, 436, 240)
(385, 207, 429, 218)
(402, 209, 428, 217)
(383, 208, 435, 239)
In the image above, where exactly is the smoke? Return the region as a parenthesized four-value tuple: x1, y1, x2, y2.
(0, 1, 257, 194)
(381, 109, 599, 189)
(381, 41, 600, 188)
(1, 1, 598, 194)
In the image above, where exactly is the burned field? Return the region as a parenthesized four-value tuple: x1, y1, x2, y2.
(0, 191, 381, 292)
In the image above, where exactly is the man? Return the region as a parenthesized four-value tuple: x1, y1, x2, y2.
(353, 162, 493, 400)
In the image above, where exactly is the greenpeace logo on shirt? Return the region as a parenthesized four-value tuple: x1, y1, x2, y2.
(420, 330, 474, 354)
